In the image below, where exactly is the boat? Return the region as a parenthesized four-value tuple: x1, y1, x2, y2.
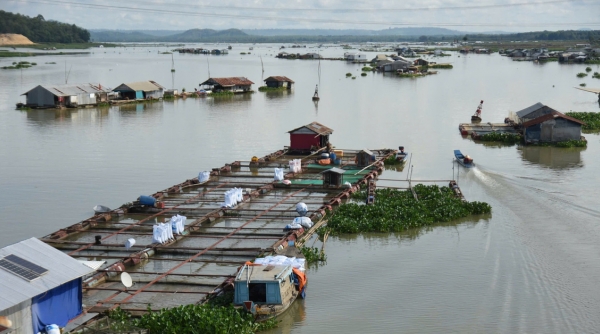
(454, 150, 475, 168)
(234, 258, 307, 321)
(93, 205, 111, 213)
(396, 146, 408, 162)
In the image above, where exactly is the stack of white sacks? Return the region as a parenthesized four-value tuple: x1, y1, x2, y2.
(288, 159, 302, 173)
(170, 214, 186, 235)
(152, 223, 174, 244)
(152, 214, 187, 244)
(274, 168, 284, 181)
(284, 217, 313, 230)
(221, 188, 243, 208)
(254, 255, 306, 272)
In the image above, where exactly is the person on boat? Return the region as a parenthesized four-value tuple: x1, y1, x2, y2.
(464, 155, 473, 164)
(475, 100, 483, 117)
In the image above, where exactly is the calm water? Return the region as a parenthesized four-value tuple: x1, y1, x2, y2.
(1, 44, 600, 333)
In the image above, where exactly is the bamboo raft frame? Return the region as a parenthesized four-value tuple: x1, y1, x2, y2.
(41, 146, 397, 328)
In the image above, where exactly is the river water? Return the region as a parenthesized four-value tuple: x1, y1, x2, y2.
(1, 44, 599, 333)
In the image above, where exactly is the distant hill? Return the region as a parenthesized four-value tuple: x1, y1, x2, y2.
(90, 28, 248, 42)
(0, 10, 90, 43)
(243, 27, 465, 36)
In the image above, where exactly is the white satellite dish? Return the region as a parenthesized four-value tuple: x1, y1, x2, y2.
(120, 272, 133, 288)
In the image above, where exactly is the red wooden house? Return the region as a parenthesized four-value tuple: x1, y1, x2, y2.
(287, 122, 333, 151)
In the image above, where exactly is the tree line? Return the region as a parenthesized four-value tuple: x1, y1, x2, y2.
(0, 10, 90, 43)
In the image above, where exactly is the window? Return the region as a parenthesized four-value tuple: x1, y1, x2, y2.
(248, 283, 267, 303)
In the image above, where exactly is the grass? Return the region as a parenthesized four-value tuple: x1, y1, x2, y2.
(584, 59, 600, 65)
(577, 72, 588, 78)
(208, 91, 235, 97)
(429, 64, 453, 69)
(565, 112, 600, 131)
(258, 86, 287, 92)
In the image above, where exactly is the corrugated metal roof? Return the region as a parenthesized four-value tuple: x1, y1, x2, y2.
(0, 238, 94, 311)
(522, 111, 585, 127)
(287, 121, 333, 135)
(264, 76, 294, 83)
(321, 167, 346, 174)
(114, 81, 165, 92)
(22, 83, 112, 97)
(199, 77, 254, 87)
(515, 102, 545, 118)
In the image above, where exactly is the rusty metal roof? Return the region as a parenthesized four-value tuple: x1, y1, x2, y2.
(288, 122, 333, 135)
(522, 111, 585, 127)
(200, 77, 254, 87)
(264, 76, 294, 83)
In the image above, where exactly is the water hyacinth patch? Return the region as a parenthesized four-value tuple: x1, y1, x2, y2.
(326, 185, 491, 234)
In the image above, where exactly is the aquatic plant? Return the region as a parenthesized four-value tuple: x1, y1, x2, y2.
(554, 139, 587, 148)
(584, 59, 600, 65)
(585, 66, 592, 72)
(361, 66, 372, 71)
(209, 91, 235, 97)
(576, 72, 587, 78)
(430, 64, 453, 69)
(352, 76, 356, 79)
(109, 304, 278, 334)
(383, 155, 400, 165)
(565, 112, 600, 131)
(240, 52, 247, 55)
(346, 72, 352, 77)
(580, 83, 587, 87)
(300, 246, 327, 263)
(593, 72, 600, 79)
(326, 185, 491, 234)
(258, 86, 287, 92)
(361, 72, 367, 76)
(478, 132, 522, 144)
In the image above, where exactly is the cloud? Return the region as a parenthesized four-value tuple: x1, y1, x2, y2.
(1, 0, 598, 31)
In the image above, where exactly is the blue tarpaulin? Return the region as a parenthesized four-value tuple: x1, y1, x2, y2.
(31, 278, 82, 333)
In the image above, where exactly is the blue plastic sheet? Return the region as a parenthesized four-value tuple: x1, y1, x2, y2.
(31, 278, 82, 333)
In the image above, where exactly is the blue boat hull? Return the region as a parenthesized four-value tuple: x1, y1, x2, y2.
(454, 150, 475, 168)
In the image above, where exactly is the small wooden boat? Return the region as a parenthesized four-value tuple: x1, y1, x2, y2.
(454, 150, 475, 168)
(234, 260, 307, 321)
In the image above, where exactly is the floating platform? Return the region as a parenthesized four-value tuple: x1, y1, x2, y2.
(41, 147, 396, 328)
(458, 122, 519, 136)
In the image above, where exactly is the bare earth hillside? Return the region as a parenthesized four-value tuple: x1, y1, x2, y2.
(0, 33, 34, 45)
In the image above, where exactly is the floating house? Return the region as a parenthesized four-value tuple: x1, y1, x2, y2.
(414, 58, 436, 66)
(523, 112, 585, 143)
(0, 238, 94, 334)
(321, 167, 345, 188)
(346, 53, 368, 62)
(380, 60, 411, 72)
(112, 81, 165, 100)
(355, 149, 374, 167)
(21, 83, 111, 108)
(287, 122, 333, 151)
(199, 77, 254, 93)
(264, 76, 294, 89)
(515, 102, 561, 123)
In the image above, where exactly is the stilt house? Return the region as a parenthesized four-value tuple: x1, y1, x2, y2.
(287, 122, 333, 151)
(112, 81, 165, 100)
(199, 77, 254, 93)
(264, 76, 294, 89)
(0, 238, 94, 334)
(522, 112, 585, 143)
(321, 167, 345, 188)
(21, 83, 111, 108)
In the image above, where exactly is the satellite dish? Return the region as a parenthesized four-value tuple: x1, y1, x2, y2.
(121, 272, 133, 288)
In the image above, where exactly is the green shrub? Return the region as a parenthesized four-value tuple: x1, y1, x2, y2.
(361, 72, 367, 76)
(361, 66, 372, 71)
(346, 72, 352, 77)
(577, 72, 588, 78)
(478, 132, 522, 144)
(585, 66, 592, 72)
(580, 83, 587, 87)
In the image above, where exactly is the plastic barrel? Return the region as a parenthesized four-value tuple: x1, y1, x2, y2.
(138, 195, 156, 206)
(320, 153, 330, 159)
(334, 158, 341, 165)
(46, 325, 61, 334)
(330, 152, 337, 162)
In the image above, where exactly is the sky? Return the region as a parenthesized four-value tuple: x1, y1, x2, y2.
(2, 0, 600, 32)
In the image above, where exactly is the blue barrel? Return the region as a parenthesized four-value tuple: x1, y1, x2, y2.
(330, 152, 337, 162)
(334, 158, 341, 165)
(138, 195, 156, 206)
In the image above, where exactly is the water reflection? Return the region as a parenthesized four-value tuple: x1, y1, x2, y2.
(264, 300, 307, 334)
(204, 93, 253, 106)
(519, 146, 584, 169)
(264, 90, 293, 100)
(25, 108, 110, 127)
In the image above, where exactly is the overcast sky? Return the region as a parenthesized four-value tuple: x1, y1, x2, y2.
(2, 0, 599, 32)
